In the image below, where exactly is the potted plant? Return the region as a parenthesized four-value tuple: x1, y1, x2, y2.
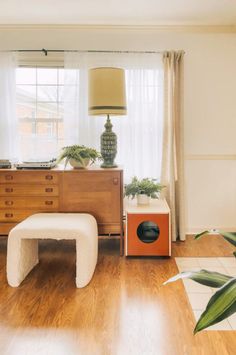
(124, 176, 165, 205)
(57, 145, 101, 169)
(164, 230, 236, 334)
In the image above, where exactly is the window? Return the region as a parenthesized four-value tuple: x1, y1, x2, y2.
(16, 67, 64, 161)
(15, 53, 163, 181)
(63, 64, 163, 181)
(90, 69, 163, 181)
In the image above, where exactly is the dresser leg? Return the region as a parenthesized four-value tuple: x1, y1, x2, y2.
(120, 226, 124, 256)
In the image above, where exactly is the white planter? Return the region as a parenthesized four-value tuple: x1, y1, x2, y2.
(137, 194, 150, 205)
(69, 158, 90, 169)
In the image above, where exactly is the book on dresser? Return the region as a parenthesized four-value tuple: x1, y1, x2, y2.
(0, 167, 124, 246)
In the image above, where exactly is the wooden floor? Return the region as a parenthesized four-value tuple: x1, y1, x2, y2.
(0, 235, 235, 355)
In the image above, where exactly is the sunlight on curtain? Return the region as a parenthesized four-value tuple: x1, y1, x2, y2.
(64, 52, 163, 182)
(0, 52, 18, 160)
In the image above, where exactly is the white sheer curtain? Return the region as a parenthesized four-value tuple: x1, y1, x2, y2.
(64, 52, 163, 182)
(0, 52, 18, 160)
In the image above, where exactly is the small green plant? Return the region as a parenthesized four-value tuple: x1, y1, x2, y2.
(124, 176, 164, 199)
(57, 145, 101, 168)
(164, 230, 236, 334)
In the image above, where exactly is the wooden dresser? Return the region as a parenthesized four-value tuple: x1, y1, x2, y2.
(0, 167, 123, 239)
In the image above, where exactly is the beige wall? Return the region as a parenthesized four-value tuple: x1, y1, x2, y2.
(1, 26, 236, 233)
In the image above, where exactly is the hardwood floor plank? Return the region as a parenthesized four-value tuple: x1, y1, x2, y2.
(0, 236, 235, 355)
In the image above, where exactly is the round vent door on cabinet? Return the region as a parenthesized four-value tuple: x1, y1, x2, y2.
(137, 221, 160, 243)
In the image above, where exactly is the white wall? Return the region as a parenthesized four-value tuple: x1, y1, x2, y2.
(1, 26, 236, 233)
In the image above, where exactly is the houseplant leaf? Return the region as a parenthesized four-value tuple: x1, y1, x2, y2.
(194, 277, 236, 333)
(164, 269, 232, 288)
(194, 230, 210, 240)
(124, 176, 165, 199)
(195, 230, 236, 247)
(57, 145, 101, 169)
(219, 231, 236, 247)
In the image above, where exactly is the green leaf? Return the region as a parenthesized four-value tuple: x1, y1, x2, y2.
(219, 231, 236, 247)
(57, 145, 101, 166)
(194, 277, 236, 334)
(124, 176, 165, 198)
(164, 269, 232, 288)
(194, 230, 211, 240)
(194, 230, 236, 247)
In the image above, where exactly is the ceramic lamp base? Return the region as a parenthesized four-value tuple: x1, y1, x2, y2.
(100, 115, 117, 168)
(101, 162, 118, 168)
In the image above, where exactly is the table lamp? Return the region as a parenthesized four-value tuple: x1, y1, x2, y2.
(88, 67, 127, 168)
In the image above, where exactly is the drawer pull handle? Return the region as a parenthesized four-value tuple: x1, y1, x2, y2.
(45, 175, 53, 180)
(5, 175, 13, 181)
(5, 201, 13, 206)
(5, 213, 13, 218)
(5, 188, 13, 193)
(45, 200, 53, 205)
(113, 178, 119, 185)
(45, 188, 53, 193)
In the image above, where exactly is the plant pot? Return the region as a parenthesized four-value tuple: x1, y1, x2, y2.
(137, 194, 150, 205)
(69, 158, 90, 169)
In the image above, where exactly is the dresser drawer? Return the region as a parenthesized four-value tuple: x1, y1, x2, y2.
(0, 171, 58, 184)
(0, 222, 17, 235)
(0, 197, 59, 210)
(0, 211, 36, 222)
(0, 185, 59, 196)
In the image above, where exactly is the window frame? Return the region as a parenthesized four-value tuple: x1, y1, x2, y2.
(16, 54, 65, 160)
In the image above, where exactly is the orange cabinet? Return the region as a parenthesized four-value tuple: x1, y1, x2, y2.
(125, 199, 171, 256)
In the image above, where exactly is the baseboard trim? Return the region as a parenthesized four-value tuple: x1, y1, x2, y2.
(187, 227, 236, 234)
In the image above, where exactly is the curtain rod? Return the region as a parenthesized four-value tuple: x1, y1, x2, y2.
(12, 48, 165, 56)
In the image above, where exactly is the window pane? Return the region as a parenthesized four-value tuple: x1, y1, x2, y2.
(58, 103, 64, 118)
(17, 103, 36, 119)
(59, 69, 64, 85)
(37, 122, 57, 137)
(16, 68, 36, 85)
(16, 67, 65, 160)
(37, 68, 57, 85)
(58, 86, 64, 102)
(37, 86, 58, 102)
(57, 122, 64, 140)
(37, 103, 58, 119)
(16, 85, 36, 102)
(19, 136, 60, 161)
(19, 121, 37, 135)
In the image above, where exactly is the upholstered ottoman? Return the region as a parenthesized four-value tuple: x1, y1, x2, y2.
(7, 213, 98, 288)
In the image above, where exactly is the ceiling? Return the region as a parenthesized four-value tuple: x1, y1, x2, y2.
(0, 0, 235, 26)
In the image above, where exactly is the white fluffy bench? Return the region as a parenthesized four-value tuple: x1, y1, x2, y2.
(7, 213, 98, 288)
